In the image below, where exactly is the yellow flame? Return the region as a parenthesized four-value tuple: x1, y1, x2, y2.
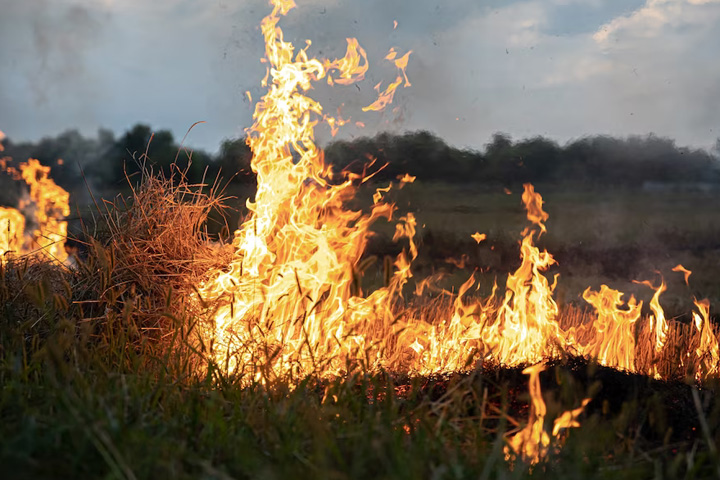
(640, 277, 669, 355)
(579, 285, 641, 372)
(0, 207, 25, 258)
(672, 264, 692, 286)
(197, 0, 719, 390)
(693, 298, 719, 380)
(504, 362, 590, 465)
(471, 232, 486, 244)
(199, 0, 407, 380)
(0, 157, 69, 263)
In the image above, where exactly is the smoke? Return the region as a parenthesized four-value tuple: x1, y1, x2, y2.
(0, 0, 111, 145)
(19, 1, 104, 104)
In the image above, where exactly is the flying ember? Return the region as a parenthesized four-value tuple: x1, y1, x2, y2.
(197, 0, 719, 389)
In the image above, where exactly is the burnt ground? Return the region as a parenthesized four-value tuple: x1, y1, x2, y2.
(311, 356, 719, 452)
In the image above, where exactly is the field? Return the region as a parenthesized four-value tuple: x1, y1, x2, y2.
(2, 179, 719, 479)
(364, 182, 720, 318)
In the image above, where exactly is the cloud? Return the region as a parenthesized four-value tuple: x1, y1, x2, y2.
(1, 0, 718, 153)
(0, 0, 106, 103)
(594, 0, 720, 45)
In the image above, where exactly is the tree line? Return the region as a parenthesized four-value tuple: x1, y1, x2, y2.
(325, 131, 720, 187)
(2, 124, 719, 206)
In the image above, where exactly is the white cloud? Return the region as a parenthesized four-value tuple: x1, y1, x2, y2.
(594, 0, 720, 45)
(1, 0, 718, 152)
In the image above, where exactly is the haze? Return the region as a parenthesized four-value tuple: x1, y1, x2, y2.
(1, 0, 719, 153)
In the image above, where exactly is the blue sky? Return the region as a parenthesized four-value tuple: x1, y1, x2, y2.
(1, 0, 719, 153)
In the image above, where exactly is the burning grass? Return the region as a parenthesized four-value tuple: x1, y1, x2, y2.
(2, 308, 719, 479)
(2, 0, 720, 477)
(68, 166, 235, 365)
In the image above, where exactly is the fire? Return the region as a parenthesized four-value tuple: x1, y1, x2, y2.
(0, 157, 69, 263)
(471, 232, 486, 244)
(576, 285, 641, 372)
(693, 298, 719, 380)
(0, 207, 25, 258)
(504, 362, 590, 465)
(672, 264, 692, 286)
(198, 0, 720, 389)
(482, 185, 563, 365)
(198, 0, 410, 380)
(362, 48, 412, 113)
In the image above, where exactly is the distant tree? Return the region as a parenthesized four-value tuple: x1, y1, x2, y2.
(513, 136, 561, 183)
(85, 124, 215, 187)
(215, 138, 254, 184)
(483, 133, 518, 183)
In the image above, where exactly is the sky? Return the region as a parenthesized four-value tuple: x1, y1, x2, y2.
(1, 0, 719, 154)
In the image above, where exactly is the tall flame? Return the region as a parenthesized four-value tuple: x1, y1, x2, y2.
(693, 298, 719, 380)
(198, 0, 719, 388)
(199, 0, 411, 380)
(578, 286, 641, 372)
(0, 207, 25, 258)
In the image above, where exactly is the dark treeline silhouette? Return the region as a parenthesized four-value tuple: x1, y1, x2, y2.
(2, 125, 719, 206)
(0, 125, 255, 205)
(326, 131, 720, 187)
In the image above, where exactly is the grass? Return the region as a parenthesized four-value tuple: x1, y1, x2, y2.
(360, 181, 720, 318)
(2, 303, 719, 479)
(2, 175, 720, 479)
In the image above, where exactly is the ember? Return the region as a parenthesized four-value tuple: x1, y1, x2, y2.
(198, 0, 718, 389)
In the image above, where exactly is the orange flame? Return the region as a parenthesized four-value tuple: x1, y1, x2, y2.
(0, 157, 69, 263)
(471, 232, 486, 244)
(579, 285, 641, 372)
(672, 264, 692, 286)
(505, 363, 590, 465)
(362, 48, 412, 112)
(197, 0, 719, 395)
(692, 298, 719, 380)
(199, 0, 409, 380)
(0, 207, 25, 258)
(521, 183, 548, 235)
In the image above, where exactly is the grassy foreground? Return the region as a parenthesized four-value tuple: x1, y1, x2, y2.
(2, 305, 719, 480)
(2, 176, 720, 479)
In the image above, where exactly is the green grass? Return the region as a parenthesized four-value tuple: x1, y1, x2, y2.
(1, 263, 719, 479)
(2, 318, 718, 480)
(3, 180, 720, 479)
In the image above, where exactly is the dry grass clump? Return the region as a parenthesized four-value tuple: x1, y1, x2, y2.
(0, 254, 72, 330)
(73, 164, 234, 348)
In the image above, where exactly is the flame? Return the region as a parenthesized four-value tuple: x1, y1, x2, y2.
(521, 183, 548, 235)
(579, 285, 641, 372)
(692, 298, 719, 380)
(324, 38, 368, 86)
(199, 0, 406, 380)
(362, 48, 412, 112)
(672, 264, 692, 286)
(0, 207, 25, 258)
(0, 158, 69, 263)
(198, 0, 720, 391)
(638, 277, 669, 358)
(504, 363, 590, 465)
(471, 232, 486, 244)
(480, 184, 563, 366)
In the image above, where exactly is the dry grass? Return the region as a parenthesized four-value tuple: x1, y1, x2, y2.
(71, 162, 234, 349)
